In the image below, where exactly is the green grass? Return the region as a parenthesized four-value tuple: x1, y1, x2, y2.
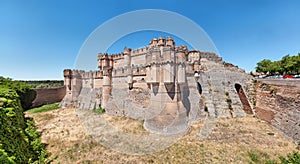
(247, 150, 282, 164)
(279, 151, 300, 164)
(248, 151, 259, 162)
(26, 102, 60, 113)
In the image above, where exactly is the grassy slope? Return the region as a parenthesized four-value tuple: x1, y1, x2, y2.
(26, 102, 60, 114)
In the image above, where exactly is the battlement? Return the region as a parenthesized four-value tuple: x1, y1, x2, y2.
(98, 53, 124, 61)
(131, 46, 148, 56)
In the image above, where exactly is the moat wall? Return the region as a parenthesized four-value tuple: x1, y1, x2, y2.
(255, 79, 300, 143)
(31, 86, 66, 108)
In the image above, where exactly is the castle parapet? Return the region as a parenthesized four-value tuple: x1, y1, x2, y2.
(131, 47, 148, 56)
(94, 70, 103, 79)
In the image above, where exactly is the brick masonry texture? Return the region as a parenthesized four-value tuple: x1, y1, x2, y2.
(255, 79, 300, 143)
(31, 87, 66, 108)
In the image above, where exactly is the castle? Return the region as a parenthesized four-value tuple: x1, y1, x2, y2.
(60, 37, 254, 134)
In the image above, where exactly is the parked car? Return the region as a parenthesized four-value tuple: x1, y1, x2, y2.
(266, 75, 282, 79)
(283, 75, 293, 79)
(258, 75, 267, 79)
(293, 75, 300, 78)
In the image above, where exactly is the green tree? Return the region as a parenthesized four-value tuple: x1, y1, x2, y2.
(294, 53, 300, 74)
(0, 76, 36, 110)
(269, 61, 281, 74)
(256, 53, 300, 75)
(256, 59, 272, 73)
(282, 55, 297, 74)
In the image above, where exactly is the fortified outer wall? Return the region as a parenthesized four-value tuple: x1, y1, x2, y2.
(60, 37, 254, 135)
(255, 79, 300, 143)
(31, 86, 66, 108)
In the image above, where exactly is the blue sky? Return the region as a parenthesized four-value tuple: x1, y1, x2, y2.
(1, 0, 300, 80)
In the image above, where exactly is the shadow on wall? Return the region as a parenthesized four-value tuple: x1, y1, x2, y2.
(152, 83, 159, 96)
(197, 82, 202, 94)
(165, 83, 175, 100)
(30, 86, 66, 108)
(180, 75, 191, 117)
(20, 89, 37, 110)
(234, 83, 252, 114)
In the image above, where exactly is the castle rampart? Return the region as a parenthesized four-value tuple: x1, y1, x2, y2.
(60, 37, 253, 135)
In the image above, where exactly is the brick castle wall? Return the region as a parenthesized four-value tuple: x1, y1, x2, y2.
(31, 86, 66, 108)
(255, 79, 300, 143)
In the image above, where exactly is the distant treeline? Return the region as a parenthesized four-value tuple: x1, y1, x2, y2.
(0, 76, 36, 110)
(18, 80, 64, 89)
(256, 53, 300, 75)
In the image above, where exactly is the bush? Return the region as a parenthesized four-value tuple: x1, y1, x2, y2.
(93, 107, 105, 114)
(0, 76, 36, 110)
(0, 84, 48, 163)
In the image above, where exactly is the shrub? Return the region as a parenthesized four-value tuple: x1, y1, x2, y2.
(0, 76, 36, 110)
(0, 85, 48, 163)
(93, 107, 105, 114)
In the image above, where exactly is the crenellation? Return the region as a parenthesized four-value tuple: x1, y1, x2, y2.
(136, 50, 146, 55)
(131, 51, 147, 57)
(94, 70, 103, 79)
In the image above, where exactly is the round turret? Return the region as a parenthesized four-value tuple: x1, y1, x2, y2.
(158, 36, 166, 46)
(149, 37, 158, 48)
(97, 53, 103, 69)
(123, 47, 131, 54)
(166, 36, 175, 47)
(109, 56, 114, 67)
(123, 47, 132, 66)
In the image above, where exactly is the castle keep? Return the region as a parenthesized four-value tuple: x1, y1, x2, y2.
(61, 37, 254, 134)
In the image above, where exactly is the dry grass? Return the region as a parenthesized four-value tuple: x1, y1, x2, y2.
(27, 108, 298, 164)
(102, 114, 149, 135)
